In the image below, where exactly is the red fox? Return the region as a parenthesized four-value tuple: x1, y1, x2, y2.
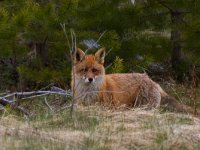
(72, 48, 200, 115)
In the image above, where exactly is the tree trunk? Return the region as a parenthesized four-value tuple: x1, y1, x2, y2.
(35, 36, 48, 67)
(170, 11, 186, 81)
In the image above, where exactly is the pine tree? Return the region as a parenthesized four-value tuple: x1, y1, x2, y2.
(140, 0, 200, 81)
(0, 0, 78, 89)
(0, 0, 200, 89)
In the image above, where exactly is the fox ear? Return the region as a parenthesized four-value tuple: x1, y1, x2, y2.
(74, 48, 85, 63)
(95, 48, 105, 64)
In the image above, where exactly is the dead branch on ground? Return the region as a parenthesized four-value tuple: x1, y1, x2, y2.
(0, 86, 72, 117)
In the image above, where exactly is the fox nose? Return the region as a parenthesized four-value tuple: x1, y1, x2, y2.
(88, 78, 93, 83)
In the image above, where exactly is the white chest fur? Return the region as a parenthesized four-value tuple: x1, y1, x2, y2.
(73, 76, 103, 105)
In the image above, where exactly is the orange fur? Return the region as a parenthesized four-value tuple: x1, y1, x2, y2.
(71, 48, 200, 115)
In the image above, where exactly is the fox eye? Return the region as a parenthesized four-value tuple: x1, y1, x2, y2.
(92, 68, 98, 73)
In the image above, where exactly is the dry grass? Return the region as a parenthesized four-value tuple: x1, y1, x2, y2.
(0, 105, 200, 150)
(160, 81, 200, 109)
(0, 82, 200, 149)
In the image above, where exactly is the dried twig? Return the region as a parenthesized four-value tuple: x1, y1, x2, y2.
(60, 24, 76, 117)
(4, 91, 69, 99)
(55, 104, 73, 113)
(14, 88, 69, 97)
(60, 23, 71, 50)
(44, 96, 54, 112)
(39, 83, 54, 91)
(70, 29, 77, 117)
(84, 30, 107, 54)
(105, 63, 113, 70)
(105, 47, 113, 56)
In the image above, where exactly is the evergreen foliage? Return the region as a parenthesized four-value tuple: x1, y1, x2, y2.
(110, 56, 124, 73)
(0, 0, 200, 90)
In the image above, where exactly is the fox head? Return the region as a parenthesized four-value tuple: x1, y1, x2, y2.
(73, 48, 106, 85)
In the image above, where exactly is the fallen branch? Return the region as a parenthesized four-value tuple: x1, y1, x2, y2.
(0, 97, 31, 116)
(3, 91, 70, 102)
(0, 86, 72, 116)
(5, 90, 69, 98)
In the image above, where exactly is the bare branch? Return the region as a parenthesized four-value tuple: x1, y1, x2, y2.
(0, 86, 73, 116)
(60, 24, 77, 117)
(55, 104, 73, 113)
(4, 91, 70, 101)
(105, 48, 113, 57)
(157, 0, 192, 14)
(60, 23, 71, 51)
(44, 96, 54, 112)
(157, 0, 174, 12)
(70, 29, 77, 117)
(105, 63, 113, 70)
(84, 30, 107, 54)
(19, 93, 50, 101)
(39, 83, 54, 91)
(0, 97, 31, 116)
